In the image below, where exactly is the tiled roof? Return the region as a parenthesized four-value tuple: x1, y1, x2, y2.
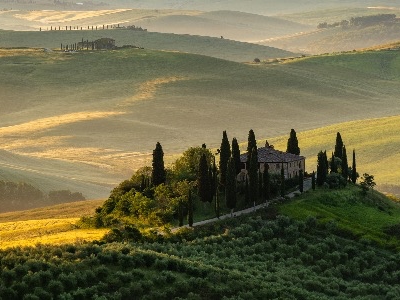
(240, 147, 305, 163)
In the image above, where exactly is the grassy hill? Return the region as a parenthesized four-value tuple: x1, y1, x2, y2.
(263, 23, 400, 54)
(0, 47, 399, 199)
(1, 186, 400, 298)
(0, 199, 106, 249)
(263, 115, 400, 195)
(0, 29, 296, 62)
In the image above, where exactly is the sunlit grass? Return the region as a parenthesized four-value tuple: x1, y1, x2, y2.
(0, 200, 107, 249)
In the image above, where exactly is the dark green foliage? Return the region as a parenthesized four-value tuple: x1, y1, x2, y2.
(152, 142, 166, 186)
(263, 163, 270, 202)
(219, 131, 231, 187)
(326, 173, 347, 189)
(334, 132, 344, 159)
(317, 151, 328, 186)
(341, 145, 349, 181)
(2, 211, 400, 299)
(231, 137, 241, 175)
(173, 147, 214, 181)
(286, 128, 300, 155)
(246, 129, 257, 166)
(188, 189, 193, 227)
(330, 152, 338, 173)
(352, 149, 357, 184)
(249, 147, 259, 205)
(312, 171, 316, 190)
(280, 164, 285, 197)
(360, 173, 376, 195)
(198, 154, 212, 203)
(225, 157, 237, 213)
(299, 169, 304, 193)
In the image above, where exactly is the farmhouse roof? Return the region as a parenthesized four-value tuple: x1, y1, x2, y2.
(240, 146, 305, 164)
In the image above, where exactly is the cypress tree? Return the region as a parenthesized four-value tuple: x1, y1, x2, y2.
(225, 157, 237, 217)
(231, 137, 241, 175)
(334, 132, 344, 159)
(330, 152, 338, 173)
(244, 176, 249, 206)
(219, 131, 231, 187)
(324, 150, 329, 175)
(151, 142, 166, 186)
(263, 163, 270, 203)
(341, 145, 349, 181)
(198, 154, 212, 203)
(286, 128, 300, 155)
(188, 189, 193, 227)
(299, 169, 304, 193)
(280, 164, 285, 197)
(247, 129, 257, 167)
(178, 199, 184, 227)
(258, 170, 263, 198)
(311, 171, 316, 190)
(351, 149, 357, 184)
(317, 151, 327, 186)
(249, 147, 259, 207)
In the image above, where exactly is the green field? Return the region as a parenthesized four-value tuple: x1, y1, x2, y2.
(0, 47, 399, 198)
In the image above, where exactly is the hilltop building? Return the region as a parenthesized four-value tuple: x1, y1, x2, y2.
(240, 141, 305, 179)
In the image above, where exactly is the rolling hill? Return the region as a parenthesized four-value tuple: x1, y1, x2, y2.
(0, 29, 296, 63)
(0, 47, 399, 200)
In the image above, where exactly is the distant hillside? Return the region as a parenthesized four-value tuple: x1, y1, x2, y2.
(134, 10, 312, 42)
(0, 48, 399, 200)
(262, 22, 400, 54)
(0, 30, 296, 62)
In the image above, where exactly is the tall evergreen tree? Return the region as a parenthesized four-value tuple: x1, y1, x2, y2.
(299, 169, 304, 193)
(219, 131, 231, 187)
(244, 176, 249, 206)
(286, 129, 300, 155)
(187, 189, 193, 227)
(247, 129, 257, 167)
(334, 132, 344, 159)
(341, 145, 349, 181)
(351, 149, 357, 184)
(249, 147, 259, 207)
(324, 150, 329, 175)
(258, 171, 263, 198)
(263, 163, 270, 203)
(311, 171, 316, 190)
(198, 154, 212, 203)
(225, 157, 237, 217)
(151, 142, 166, 186)
(231, 137, 241, 175)
(280, 164, 285, 197)
(178, 199, 184, 227)
(330, 152, 338, 173)
(317, 151, 327, 186)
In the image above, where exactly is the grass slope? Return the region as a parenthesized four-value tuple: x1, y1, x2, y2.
(0, 48, 399, 199)
(263, 23, 400, 54)
(280, 185, 400, 249)
(0, 29, 295, 62)
(0, 199, 107, 249)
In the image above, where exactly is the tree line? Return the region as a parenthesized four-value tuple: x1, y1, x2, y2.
(0, 181, 85, 213)
(87, 129, 305, 231)
(317, 13, 397, 29)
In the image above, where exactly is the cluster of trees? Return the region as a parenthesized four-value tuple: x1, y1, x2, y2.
(315, 132, 376, 194)
(0, 181, 85, 213)
(89, 129, 303, 229)
(316, 132, 355, 189)
(2, 211, 400, 299)
(317, 13, 397, 29)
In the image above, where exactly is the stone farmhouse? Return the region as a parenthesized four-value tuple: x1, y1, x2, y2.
(240, 141, 305, 179)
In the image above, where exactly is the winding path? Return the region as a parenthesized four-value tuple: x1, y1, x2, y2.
(175, 178, 312, 230)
